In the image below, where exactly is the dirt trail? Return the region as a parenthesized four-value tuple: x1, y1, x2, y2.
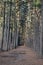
(0, 46, 43, 65)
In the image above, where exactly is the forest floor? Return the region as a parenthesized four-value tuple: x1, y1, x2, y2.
(0, 46, 43, 65)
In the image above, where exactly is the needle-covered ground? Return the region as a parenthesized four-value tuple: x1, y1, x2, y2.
(0, 46, 43, 65)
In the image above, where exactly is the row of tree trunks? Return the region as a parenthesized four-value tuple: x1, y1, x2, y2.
(1, 1, 19, 51)
(30, 1, 43, 57)
(33, 1, 43, 57)
(25, 1, 43, 57)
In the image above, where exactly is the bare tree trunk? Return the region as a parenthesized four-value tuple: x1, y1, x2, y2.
(7, 1, 12, 51)
(1, 2, 6, 51)
(40, 2, 43, 56)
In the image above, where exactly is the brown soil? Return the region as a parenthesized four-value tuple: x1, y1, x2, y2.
(0, 46, 43, 65)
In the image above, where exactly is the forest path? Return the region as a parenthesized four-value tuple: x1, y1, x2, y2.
(0, 46, 43, 65)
